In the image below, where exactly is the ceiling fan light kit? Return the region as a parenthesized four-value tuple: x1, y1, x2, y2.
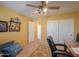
(26, 1, 60, 21)
(26, 1, 60, 14)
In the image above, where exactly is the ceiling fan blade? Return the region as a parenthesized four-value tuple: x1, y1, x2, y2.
(26, 4, 39, 8)
(48, 6, 60, 9)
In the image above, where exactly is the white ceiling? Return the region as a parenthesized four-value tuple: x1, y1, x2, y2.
(0, 1, 79, 17)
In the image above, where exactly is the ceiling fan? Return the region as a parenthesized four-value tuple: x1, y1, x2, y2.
(26, 1, 60, 14)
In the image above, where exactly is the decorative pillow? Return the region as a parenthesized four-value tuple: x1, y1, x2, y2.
(1, 45, 16, 57)
(0, 41, 14, 49)
(1, 42, 22, 57)
(13, 43, 22, 56)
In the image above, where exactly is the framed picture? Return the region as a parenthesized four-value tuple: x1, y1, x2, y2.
(9, 18, 21, 32)
(0, 21, 8, 32)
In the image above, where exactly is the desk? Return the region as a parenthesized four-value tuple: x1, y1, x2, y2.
(65, 40, 79, 57)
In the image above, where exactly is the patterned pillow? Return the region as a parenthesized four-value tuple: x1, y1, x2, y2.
(1, 45, 16, 57)
(1, 43, 22, 57)
(13, 43, 22, 56)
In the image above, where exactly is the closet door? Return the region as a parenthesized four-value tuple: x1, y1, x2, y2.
(47, 20, 59, 43)
(58, 19, 74, 44)
(47, 19, 74, 44)
(28, 22, 34, 42)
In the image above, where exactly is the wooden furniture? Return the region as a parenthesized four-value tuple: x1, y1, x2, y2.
(17, 40, 40, 57)
(17, 41, 51, 57)
(65, 39, 79, 57)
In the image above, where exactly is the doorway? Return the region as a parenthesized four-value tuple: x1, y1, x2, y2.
(37, 23, 42, 42)
(28, 22, 34, 43)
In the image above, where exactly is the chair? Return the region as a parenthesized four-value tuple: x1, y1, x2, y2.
(47, 36, 73, 57)
(76, 33, 79, 42)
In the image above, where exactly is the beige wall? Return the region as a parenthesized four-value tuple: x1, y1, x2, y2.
(0, 5, 79, 46)
(0, 5, 31, 47)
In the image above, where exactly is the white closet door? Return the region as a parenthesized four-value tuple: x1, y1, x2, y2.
(59, 19, 74, 44)
(47, 20, 59, 43)
(28, 22, 34, 42)
(47, 19, 74, 44)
